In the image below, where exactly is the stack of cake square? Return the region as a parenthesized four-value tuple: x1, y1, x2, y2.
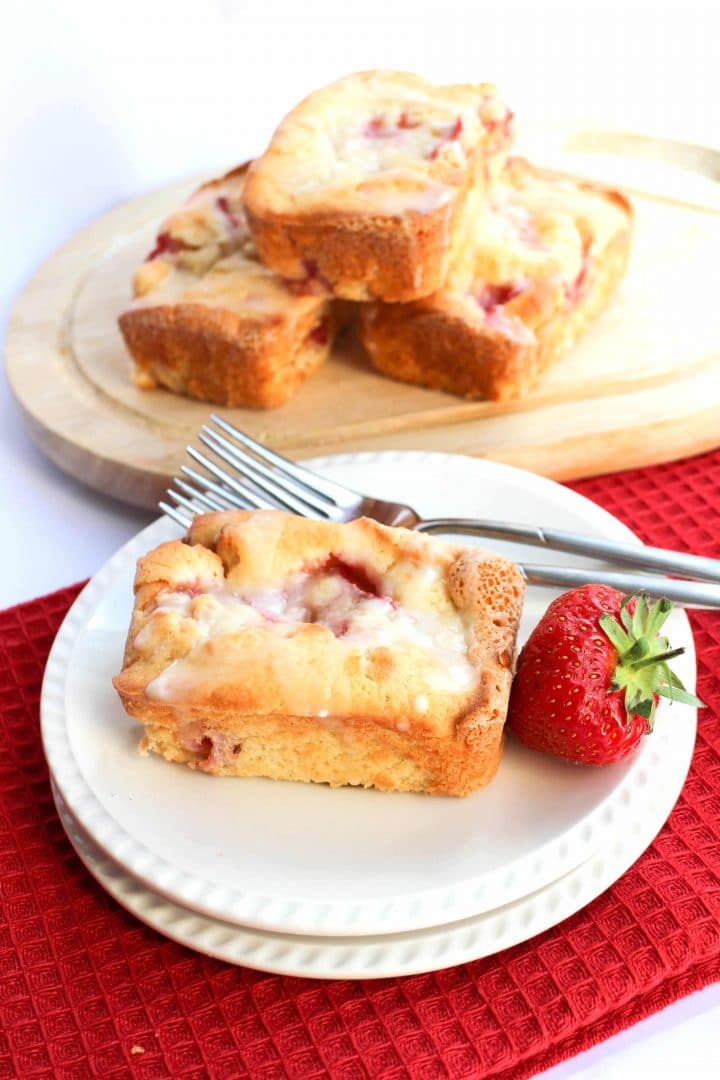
(119, 70, 632, 408)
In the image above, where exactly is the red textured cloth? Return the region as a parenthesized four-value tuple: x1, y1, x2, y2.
(1, 449, 719, 1080)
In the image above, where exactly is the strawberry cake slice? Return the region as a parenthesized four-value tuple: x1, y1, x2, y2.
(119, 164, 349, 409)
(359, 158, 633, 401)
(113, 510, 525, 796)
(242, 70, 514, 302)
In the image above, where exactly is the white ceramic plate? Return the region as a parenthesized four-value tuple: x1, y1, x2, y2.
(52, 721, 693, 981)
(41, 452, 697, 938)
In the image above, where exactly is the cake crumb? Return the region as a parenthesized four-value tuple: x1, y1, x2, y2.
(130, 1045, 145, 1055)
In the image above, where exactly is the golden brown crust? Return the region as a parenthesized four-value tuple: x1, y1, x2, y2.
(243, 70, 513, 301)
(118, 162, 349, 408)
(359, 161, 633, 400)
(137, 714, 504, 797)
(360, 290, 539, 402)
(113, 511, 525, 796)
(241, 202, 464, 304)
(119, 296, 341, 409)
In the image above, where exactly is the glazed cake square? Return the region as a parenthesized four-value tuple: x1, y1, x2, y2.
(119, 164, 347, 409)
(242, 70, 514, 302)
(113, 510, 525, 796)
(359, 158, 633, 401)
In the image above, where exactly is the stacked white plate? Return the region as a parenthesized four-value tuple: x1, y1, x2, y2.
(41, 453, 698, 979)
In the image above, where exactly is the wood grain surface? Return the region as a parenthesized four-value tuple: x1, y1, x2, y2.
(6, 131, 720, 510)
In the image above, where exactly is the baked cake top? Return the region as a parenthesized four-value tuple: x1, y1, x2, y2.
(130, 165, 328, 316)
(431, 157, 633, 339)
(115, 511, 525, 740)
(243, 70, 513, 218)
(447, 158, 630, 284)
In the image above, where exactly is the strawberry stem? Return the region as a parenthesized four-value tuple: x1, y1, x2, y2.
(631, 646, 685, 670)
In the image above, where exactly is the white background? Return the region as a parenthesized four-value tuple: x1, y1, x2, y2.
(1, 0, 719, 1074)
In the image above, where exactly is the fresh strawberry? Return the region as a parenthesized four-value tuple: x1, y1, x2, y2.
(507, 585, 702, 765)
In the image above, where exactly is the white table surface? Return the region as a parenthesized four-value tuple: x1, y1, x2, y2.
(2, 0, 719, 1074)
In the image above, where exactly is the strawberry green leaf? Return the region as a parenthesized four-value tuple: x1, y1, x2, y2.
(631, 594, 649, 638)
(656, 685, 704, 706)
(623, 687, 641, 711)
(624, 636, 650, 663)
(620, 602, 634, 634)
(633, 696, 655, 721)
(645, 597, 673, 638)
(599, 613, 633, 654)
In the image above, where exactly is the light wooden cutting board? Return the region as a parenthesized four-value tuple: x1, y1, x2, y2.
(6, 129, 720, 511)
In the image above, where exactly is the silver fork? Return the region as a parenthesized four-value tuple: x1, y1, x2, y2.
(160, 415, 720, 609)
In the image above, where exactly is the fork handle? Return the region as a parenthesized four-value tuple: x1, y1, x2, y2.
(415, 519, 720, 584)
(519, 563, 720, 608)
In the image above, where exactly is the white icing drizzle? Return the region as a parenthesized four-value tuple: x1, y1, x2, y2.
(143, 564, 478, 705)
(284, 88, 475, 216)
(327, 113, 464, 180)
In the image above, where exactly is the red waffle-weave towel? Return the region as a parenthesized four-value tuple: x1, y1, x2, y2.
(1, 449, 719, 1079)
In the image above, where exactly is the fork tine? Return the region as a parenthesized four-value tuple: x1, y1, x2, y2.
(159, 500, 192, 528)
(167, 489, 208, 516)
(169, 485, 228, 517)
(175, 477, 237, 513)
(179, 463, 257, 510)
(183, 452, 269, 509)
(199, 428, 333, 517)
(209, 414, 358, 507)
(188, 445, 326, 519)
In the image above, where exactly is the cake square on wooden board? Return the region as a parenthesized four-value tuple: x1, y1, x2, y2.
(118, 164, 350, 409)
(113, 511, 526, 797)
(359, 158, 633, 401)
(242, 70, 514, 302)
